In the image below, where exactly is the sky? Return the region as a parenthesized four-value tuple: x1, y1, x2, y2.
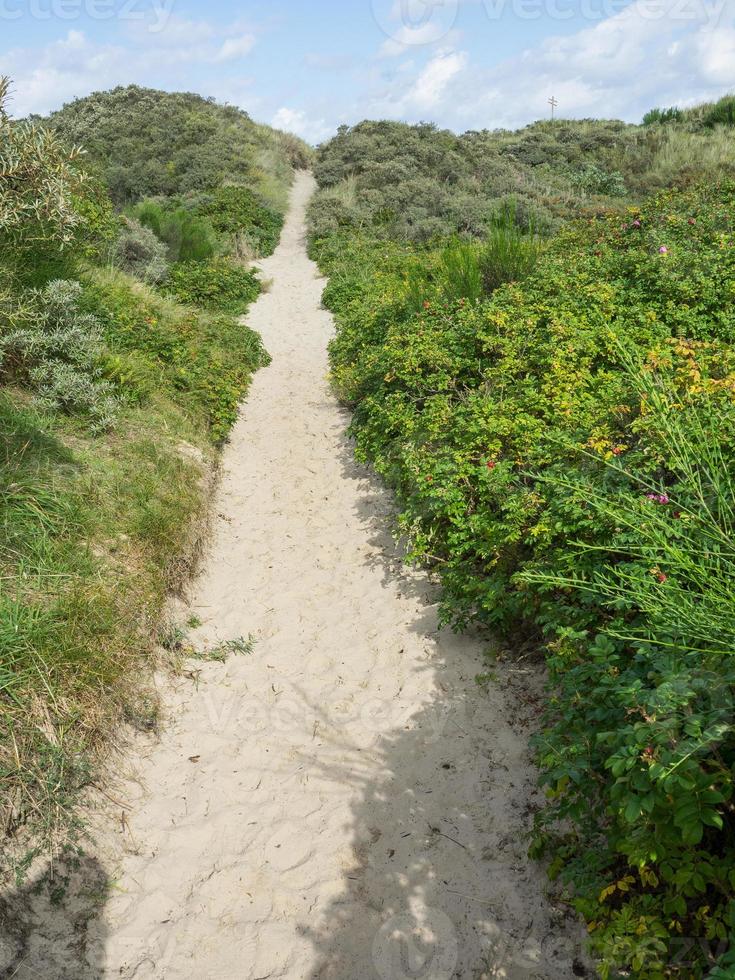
(1, 0, 735, 141)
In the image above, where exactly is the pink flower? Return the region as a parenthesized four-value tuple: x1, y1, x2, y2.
(659, 246, 669, 255)
(631, 219, 642, 229)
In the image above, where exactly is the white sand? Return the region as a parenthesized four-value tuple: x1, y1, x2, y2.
(11, 172, 587, 979)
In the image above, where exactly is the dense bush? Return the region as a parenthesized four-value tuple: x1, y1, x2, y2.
(310, 113, 735, 244)
(196, 185, 284, 257)
(568, 163, 627, 196)
(84, 268, 267, 440)
(165, 260, 260, 313)
(704, 96, 735, 129)
(111, 216, 169, 284)
(643, 106, 685, 126)
(313, 180, 735, 977)
(133, 199, 217, 264)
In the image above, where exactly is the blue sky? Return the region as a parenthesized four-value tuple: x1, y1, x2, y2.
(2, 0, 735, 139)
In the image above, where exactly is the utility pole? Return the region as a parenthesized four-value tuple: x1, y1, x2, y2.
(548, 95, 558, 121)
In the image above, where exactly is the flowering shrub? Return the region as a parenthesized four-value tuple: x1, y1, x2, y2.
(313, 180, 735, 976)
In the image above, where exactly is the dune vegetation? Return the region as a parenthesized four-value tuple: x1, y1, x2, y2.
(4, 66, 735, 975)
(0, 79, 308, 862)
(309, 100, 735, 978)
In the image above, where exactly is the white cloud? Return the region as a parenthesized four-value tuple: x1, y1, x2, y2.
(691, 26, 735, 84)
(125, 14, 216, 47)
(409, 48, 468, 108)
(3, 21, 260, 117)
(374, 0, 461, 55)
(364, 0, 735, 130)
(379, 25, 464, 56)
(214, 33, 257, 63)
(468, 0, 735, 125)
(271, 107, 332, 144)
(3, 32, 128, 116)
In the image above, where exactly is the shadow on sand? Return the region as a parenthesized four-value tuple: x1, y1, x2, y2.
(296, 423, 588, 980)
(0, 852, 108, 979)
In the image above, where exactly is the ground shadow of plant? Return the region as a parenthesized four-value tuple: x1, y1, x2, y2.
(0, 851, 108, 979)
(296, 432, 588, 980)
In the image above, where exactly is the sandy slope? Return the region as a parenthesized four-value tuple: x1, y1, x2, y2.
(9, 172, 587, 979)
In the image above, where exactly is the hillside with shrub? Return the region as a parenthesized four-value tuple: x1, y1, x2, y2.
(41, 85, 311, 285)
(311, 97, 735, 241)
(44, 85, 310, 208)
(309, 104, 735, 977)
(0, 79, 301, 860)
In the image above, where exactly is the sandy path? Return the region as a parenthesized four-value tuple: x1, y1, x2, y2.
(90, 172, 585, 979)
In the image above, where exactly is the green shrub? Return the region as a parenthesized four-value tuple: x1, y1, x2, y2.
(437, 240, 484, 304)
(46, 85, 308, 208)
(480, 202, 542, 293)
(642, 106, 684, 126)
(525, 363, 735, 977)
(316, 179, 735, 976)
(165, 260, 260, 313)
(83, 267, 268, 440)
(310, 113, 734, 245)
(196, 185, 283, 257)
(568, 163, 626, 196)
(134, 199, 217, 263)
(704, 95, 735, 129)
(111, 216, 169, 284)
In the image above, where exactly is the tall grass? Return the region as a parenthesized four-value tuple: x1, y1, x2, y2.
(438, 239, 484, 304)
(528, 367, 735, 656)
(397, 209, 542, 313)
(649, 129, 735, 186)
(480, 201, 543, 293)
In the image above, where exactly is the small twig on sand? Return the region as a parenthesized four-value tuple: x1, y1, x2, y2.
(429, 824, 468, 850)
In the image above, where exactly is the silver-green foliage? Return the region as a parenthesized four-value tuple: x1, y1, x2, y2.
(1, 279, 118, 430)
(111, 216, 170, 284)
(0, 77, 86, 245)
